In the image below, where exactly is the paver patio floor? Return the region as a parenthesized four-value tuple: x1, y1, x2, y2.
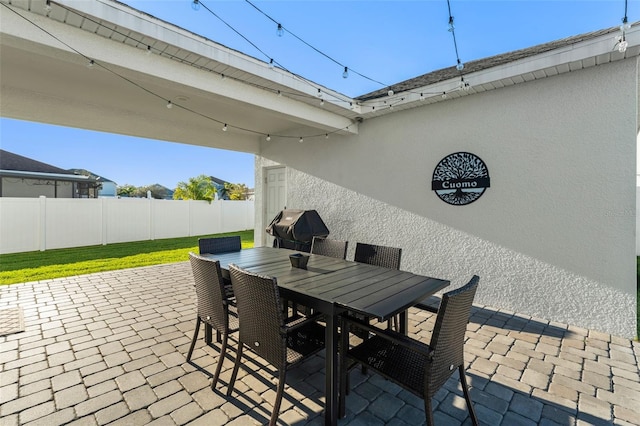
(1, 262, 638, 425)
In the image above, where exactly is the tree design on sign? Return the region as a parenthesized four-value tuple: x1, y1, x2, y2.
(432, 152, 490, 205)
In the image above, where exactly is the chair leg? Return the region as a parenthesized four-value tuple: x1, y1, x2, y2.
(459, 366, 479, 426)
(339, 317, 349, 418)
(227, 342, 244, 396)
(186, 317, 201, 361)
(424, 397, 435, 426)
(269, 369, 287, 426)
(211, 332, 228, 390)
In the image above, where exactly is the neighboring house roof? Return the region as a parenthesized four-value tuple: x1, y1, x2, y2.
(1, 149, 74, 175)
(68, 168, 116, 184)
(209, 176, 229, 186)
(0, 149, 93, 182)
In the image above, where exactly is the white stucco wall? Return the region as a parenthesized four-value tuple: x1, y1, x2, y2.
(256, 58, 638, 338)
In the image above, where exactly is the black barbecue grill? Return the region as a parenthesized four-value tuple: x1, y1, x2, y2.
(266, 209, 330, 252)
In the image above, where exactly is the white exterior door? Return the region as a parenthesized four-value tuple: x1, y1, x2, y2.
(264, 166, 286, 246)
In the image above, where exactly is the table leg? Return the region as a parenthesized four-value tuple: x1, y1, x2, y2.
(399, 310, 408, 335)
(324, 313, 339, 426)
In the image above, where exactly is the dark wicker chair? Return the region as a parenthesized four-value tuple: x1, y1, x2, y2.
(354, 242, 402, 331)
(354, 242, 402, 269)
(186, 253, 239, 390)
(340, 275, 480, 425)
(198, 235, 241, 255)
(310, 236, 348, 259)
(227, 264, 326, 426)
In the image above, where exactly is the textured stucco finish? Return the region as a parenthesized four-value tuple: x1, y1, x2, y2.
(255, 59, 638, 338)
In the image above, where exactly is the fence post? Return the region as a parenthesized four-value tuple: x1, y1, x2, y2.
(39, 196, 46, 251)
(102, 198, 108, 245)
(149, 197, 155, 241)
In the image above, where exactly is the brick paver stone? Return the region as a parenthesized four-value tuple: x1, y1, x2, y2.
(1, 264, 638, 426)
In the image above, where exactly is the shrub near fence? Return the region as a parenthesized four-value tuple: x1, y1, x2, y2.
(0, 196, 254, 254)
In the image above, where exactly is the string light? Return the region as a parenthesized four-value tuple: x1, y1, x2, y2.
(325, 134, 329, 139)
(299, 137, 304, 143)
(166, 100, 173, 109)
(317, 88, 323, 97)
(222, 123, 228, 131)
(266, 134, 271, 141)
(387, 89, 394, 96)
(44, 0, 52, 12)
(342, 67, 349, 79)
(277, 23, 284, 37)
(447, 0, 465, 77)
(320, 99, 325, 106)
(146, 45, 152, 55)
(86, 59, 95, 68)
(268, 58, 274, 68)
(616, 1, 630, 53)
(441, 92, 447, 99)
(191, 0, 200, 11)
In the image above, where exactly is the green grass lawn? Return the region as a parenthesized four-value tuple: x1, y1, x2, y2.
(0, 230, 254, 285)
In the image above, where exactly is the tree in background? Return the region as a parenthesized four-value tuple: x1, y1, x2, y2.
(224, 182, 250, 200)
(173, 174, 216, 203)
(117, 184, 137, 197)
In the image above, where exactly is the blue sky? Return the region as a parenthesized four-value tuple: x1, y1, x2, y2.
(1, 0, 635, 189)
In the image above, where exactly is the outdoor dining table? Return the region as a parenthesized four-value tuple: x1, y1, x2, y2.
(208, 246, 450, 426)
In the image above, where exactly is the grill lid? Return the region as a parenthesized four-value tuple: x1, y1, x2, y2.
(266, 209, 329, 243)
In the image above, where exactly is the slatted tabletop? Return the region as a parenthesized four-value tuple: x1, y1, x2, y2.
(212, 247, 449, 322)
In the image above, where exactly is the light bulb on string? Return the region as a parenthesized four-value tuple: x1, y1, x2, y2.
(448, 16, 455, 32)
(342, 67, 349, 79)
(441, 92, 447, 99)
(456, 60, 464, 71)
(325, 134, 329, 139)
(277, 23, 284, 37)
(166, 100, 173, 109)
(222, 124, 228, 132)
(268, 58, 274, 69)
(44, 0, 52, 12)
(146, 45, 152, 56)
(388, 89, 394, 97)
(191, 0, 200, 11)
(320, 99, 325, 106)
(317, 89, 323, 98)
(420, 93, 425, 101)
(299, 137, 304, 143)
(617, 37, 628, 53)
(87, 59, 95, 69)
(621, 17, 631, 32)
(277, 90, 282, 97)
(266, 134, 271, 141)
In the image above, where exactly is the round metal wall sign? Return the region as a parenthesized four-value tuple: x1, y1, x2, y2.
(431, 152, 490, 206)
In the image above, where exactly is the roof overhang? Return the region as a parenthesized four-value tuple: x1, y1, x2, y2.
(0, 169, 95, 182)
(0, 0, 358, 153)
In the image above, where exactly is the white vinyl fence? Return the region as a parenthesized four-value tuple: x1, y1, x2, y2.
(0, 196, 254, 254)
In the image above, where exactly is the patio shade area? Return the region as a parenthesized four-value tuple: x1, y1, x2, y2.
(0, 262, 639, 425)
